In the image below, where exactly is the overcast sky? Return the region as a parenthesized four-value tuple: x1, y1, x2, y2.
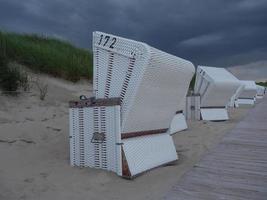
(0, 0, 267, 67)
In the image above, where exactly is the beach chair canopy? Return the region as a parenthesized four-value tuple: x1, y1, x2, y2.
(93, 31, 195, 134)
(239, 80, 257, 99)
(194, 66, 241, 108)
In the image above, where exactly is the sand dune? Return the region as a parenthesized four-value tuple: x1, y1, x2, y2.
(0, 73, 251, 200)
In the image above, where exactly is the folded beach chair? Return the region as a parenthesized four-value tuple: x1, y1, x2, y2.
(194, 66, 241, 121)
(237, 80, 257, 105)
(69, 32, 195, 178)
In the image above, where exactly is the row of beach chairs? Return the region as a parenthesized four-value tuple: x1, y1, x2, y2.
(69, 32, 265, 178)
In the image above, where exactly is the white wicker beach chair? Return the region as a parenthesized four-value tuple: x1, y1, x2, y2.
(194, 66, 241, 121)
(69, 32, 195, 178)
(237, 80, 257, 105)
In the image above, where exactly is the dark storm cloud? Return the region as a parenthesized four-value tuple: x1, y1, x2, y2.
(0, 0, 267, 66)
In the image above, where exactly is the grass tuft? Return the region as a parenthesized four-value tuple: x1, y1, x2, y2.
(0, 31, 93, 82)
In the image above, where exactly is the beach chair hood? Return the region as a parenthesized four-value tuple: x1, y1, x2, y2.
(194, 66, 241, 120)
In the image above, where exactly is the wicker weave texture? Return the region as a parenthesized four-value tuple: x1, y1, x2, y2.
(122, 133, 178, 176)
(69, 105, 122, 175)
(195, 66, 241, 108)
(93, 31, 195, 133)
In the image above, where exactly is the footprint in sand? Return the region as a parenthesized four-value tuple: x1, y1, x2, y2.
(0, 139, 16, 144)
(0, 139, 35, 145)
(25, 117, 35, 122)
(0, 118, 12, 124)
(23, 178, 34, 183)
(19, 139, 35, 144)
(176, 148, 190, 154)
(46, 126, 61, 132)
(41, 118, 49, 122)
(40, 172, 49, 179)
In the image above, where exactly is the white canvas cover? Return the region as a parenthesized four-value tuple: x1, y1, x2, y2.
(194, 66, 241, 120)
(238, 80, 257, 105)
(256, 85, 265, 99)
(93, 31, 195, 134)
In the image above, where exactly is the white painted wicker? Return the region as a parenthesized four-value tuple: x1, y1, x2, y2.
(122, 134, 177, 177)
(169, 113, 188, 134)
(70, 31, 195, 178)
(93, 31, 195, 133)
(69, 102, 122, 175)
(185, 95, 201, 120)
(256, 85, 265, 99)
(194, 66, 241, 120)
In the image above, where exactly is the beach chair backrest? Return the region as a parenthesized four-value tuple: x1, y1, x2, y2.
(195, 66, 241, 108)
(93, 31, 195, 134)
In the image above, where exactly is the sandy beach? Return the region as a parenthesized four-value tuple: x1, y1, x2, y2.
(0, 74, 251, 200)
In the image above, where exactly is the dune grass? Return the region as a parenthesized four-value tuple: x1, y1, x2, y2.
(256, 81, 267, 87)
(0, 31, 93, 81)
